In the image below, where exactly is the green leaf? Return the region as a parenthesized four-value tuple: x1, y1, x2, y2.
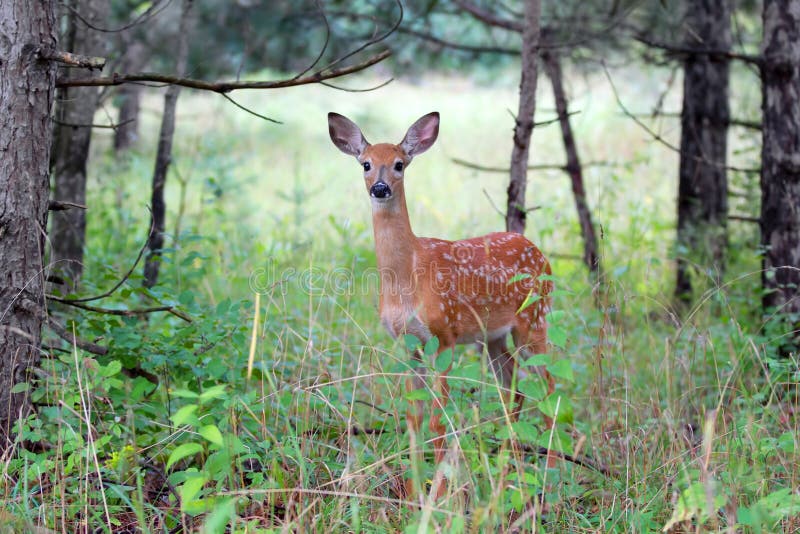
(200, 497, 236, 533)
(548, 325, 567, 349)
(451, 362, 481, 381)
(777, 431, 796, 453)
(167, 442, 204, 471)
(199, 425, 224, 447)
(507, 273, 532, 285)
(100, 360, 122, 377)
(404, 334, 421, 352)
(170, 389, 200, 399)
(521, 353, 551, 368)
(538, 394, 573, 423)
(537, 427, 573, 455)
(662, 481, 727, 532)
(10, 382, 29, 394)
(423, 336, 439, 356)
(171, 405, 199, 427)
(179, 473, 208, 513)
(199, 385, 227, 403)
(511, 421, 540, 442)
(518, 376, 548, 401)
(405, 388, 432, 401)
(547, 360, 574, 382)
(435, 348, 453, 373)
(517, 292, 542, 313)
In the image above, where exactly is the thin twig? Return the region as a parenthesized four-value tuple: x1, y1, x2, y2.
(482, 188, 506, 218)
(220, 93, 282, 124)
(52, 233, 150, 303)
(316, 0, 402, 73)
(319, 77, 394, 92)
(289, 0, 331, 81)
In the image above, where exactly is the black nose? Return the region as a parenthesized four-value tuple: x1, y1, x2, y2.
(370, 181, 391, 199)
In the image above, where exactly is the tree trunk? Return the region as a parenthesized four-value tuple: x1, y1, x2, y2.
(114, 41, 147, 152)
(761, 0, 800, 351)
(674, 0, 731, 306)
(50, 0, 108, 289)
(0, 0, 57, 448)
(541, 47, 602, 279)
(143, 0, 193, 288)
(506, 0, 541, 234)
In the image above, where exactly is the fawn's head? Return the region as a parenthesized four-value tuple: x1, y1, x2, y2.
(328, 112, 439, 206)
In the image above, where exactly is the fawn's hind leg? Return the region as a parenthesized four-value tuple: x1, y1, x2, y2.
(513, 321, 558, 468)
(486, 336, 526, 416)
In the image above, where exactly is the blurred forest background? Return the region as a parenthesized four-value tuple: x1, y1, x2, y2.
(0, 0, 798, 532)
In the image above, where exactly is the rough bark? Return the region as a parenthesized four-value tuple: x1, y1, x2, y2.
(0, 0, 57, 448)
(144, 0, 193, 288)
(760, 0, 800, 350)
(114, 41, 147, 152)
(50, 0, 108, 288)
(541, 47, 602, 279)
(675, 0, 731, 305)
(506, 0, 541, 234)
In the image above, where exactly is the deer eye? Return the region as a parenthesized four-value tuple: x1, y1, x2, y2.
(394, 161, 404, 172)
(362, 161, 371, 171)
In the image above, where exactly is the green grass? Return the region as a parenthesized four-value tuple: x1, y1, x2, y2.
(3, 67, 798, 532)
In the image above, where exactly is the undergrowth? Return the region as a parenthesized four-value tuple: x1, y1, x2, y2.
(2, 75, 798, 533)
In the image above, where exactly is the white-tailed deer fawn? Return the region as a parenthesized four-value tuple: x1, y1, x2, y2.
(328, 111, 554, 494)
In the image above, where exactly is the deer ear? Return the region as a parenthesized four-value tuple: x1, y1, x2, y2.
(400, 112, 439, 157)
(328, 112, 369, 157)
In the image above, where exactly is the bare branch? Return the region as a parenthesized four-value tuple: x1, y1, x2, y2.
(453, 0, 523, 31)
(454, 157, 616, 173)
(317, 0, 403, 73)
(47, 297, 193, 323)
(633, 34, 762, 65)
(398, 25, 519, 55)
(46, 317, 108, 356)
(56, 50, 392, 92)
(38, 47, 105, 70)
(623, 110, 762, 131)
(57, 231, 150, 303)
(729, 214, 759, 223)
(327, 8, 519, 55)
(52, 117, 134, 131)
(603, 63, 760, 174)
(49, 200, 87, 211)
(58, 0, 174, 34)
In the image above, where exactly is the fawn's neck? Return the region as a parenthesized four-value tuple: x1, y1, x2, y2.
(371, 192, 418, 301)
